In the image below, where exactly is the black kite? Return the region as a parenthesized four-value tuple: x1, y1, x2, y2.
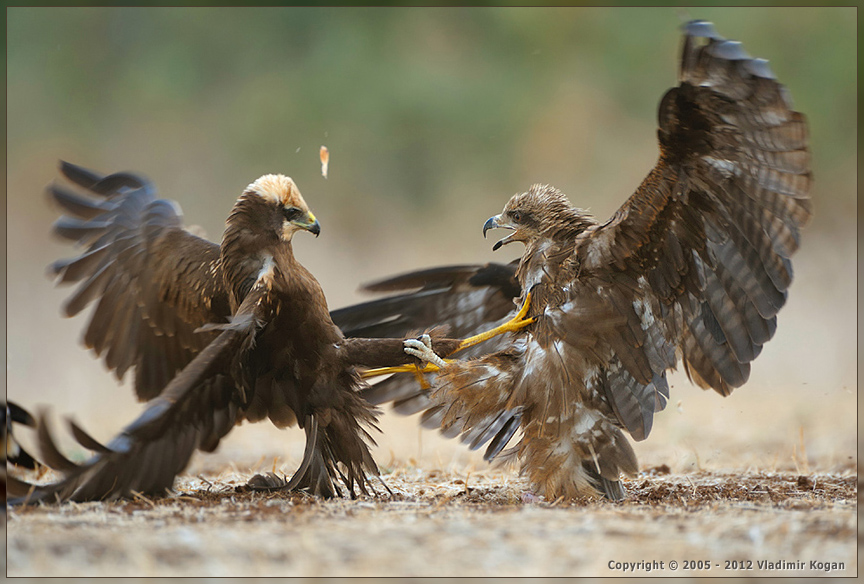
(333, 21, 812, 500)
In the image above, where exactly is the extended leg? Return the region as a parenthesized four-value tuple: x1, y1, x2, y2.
(360, 293, 534, 380)
(454, 291, 534, 352)
(361, 335, 449, 379)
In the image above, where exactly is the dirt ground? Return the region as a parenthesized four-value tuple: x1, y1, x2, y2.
(5, 382, 858, 578)
(5, 466, 857, 578)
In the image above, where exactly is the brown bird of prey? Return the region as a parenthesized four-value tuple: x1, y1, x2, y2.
(332, 20, 812, 500)
(8, 163, 460, 504)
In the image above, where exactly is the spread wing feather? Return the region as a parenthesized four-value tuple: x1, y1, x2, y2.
(332, 263, 520, 341)
(576, 20, 811, 413)
(332, 263, 524, 454)
(49, 162, 232, 401)
(333, 261, 521, 407)
(7, 292, 262, 503)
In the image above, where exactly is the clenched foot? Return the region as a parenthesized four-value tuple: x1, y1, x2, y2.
(404, 334, 448, 369)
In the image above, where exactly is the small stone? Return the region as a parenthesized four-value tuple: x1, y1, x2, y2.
(797, 475, 814, 489)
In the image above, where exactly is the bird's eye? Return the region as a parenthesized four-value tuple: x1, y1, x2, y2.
(283, 206, 303, 221)
(511, 210, 523, 222)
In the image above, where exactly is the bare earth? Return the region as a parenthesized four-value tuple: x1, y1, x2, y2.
(5, 290, 858, 578)
(6, 397, 857, 579)
(5, 466, 856, 577)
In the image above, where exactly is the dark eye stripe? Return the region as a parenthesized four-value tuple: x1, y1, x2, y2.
(283, 206, 303, 221)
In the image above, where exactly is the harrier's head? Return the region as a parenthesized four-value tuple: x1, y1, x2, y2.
(238, 174, 321, 243)
(483, 184, 594, 251)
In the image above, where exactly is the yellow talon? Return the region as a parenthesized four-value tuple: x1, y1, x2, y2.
(455, 291, 535, 352)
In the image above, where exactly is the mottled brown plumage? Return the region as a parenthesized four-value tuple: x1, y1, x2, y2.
(333, 21, 812, 500)
(9, 165, 459, 504)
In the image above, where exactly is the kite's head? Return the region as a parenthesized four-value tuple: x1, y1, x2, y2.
(240, 174, 321, 243)
(484, 184, 591, 251)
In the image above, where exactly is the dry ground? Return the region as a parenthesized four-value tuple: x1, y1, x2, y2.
(5, 382, 858, 578)
(5, 465, 857, 577)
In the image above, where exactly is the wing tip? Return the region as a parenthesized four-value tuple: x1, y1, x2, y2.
(682, 19, 779, 81)
(58, 160, 102, 189)
(683, 19, 723, 41)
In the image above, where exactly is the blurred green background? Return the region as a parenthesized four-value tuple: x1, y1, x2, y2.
(6, 8, 856, 471)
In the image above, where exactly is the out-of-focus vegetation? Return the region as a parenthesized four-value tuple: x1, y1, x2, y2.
(8, 8, 854, 218)
(6, 8, 856, 442)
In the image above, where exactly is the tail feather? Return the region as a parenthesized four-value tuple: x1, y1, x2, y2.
(584, 461, 627, 501)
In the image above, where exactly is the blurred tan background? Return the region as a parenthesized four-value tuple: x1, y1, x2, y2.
(6, 7, 856, 477)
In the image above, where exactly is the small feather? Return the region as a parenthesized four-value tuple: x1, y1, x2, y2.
(320, 146, 329, 179)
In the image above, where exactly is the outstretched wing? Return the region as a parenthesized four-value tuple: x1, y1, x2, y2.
(335, 21, 811, 463)
(49, 162, 232, 400)
(552, 20, 811, 438)
(7, 290, 263, 504)
(579, 20, 811, 385)
(332, 263, 520, 341)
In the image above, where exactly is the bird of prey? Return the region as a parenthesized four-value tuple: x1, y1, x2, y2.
(8, 163, 460, 504)
(332, 21, 812, 500)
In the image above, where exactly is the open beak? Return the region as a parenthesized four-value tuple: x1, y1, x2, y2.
(483, 214, 516, 251)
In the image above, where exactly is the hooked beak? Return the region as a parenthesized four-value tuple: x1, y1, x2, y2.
(306, 220, 321, 237)
(483, 214, 515, 251)
(294, 212, 321, 237)
(292, 211, 321, 237)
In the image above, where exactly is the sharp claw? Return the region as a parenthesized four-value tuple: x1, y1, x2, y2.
(363, 337, 450, 379)
(403, 337, 448, 369)
(403, 339, 425, 351)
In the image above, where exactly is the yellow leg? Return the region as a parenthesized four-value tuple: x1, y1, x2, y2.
(412, 364, 432, 390)
(454, 291, 535, 352)
(361, 360, 446, 379)
(359, 293, 534, 380)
